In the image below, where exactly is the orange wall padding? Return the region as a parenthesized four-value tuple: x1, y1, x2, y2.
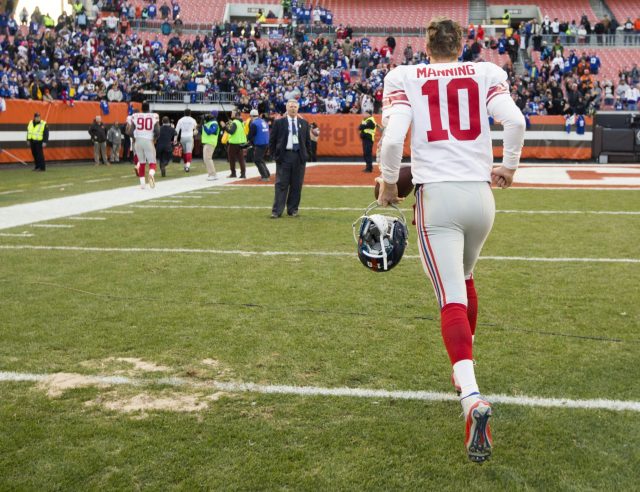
(0, 100, 141, 164)
(302, 114, 593, 160)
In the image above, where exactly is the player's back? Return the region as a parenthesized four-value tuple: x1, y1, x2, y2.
(176, 116, 197, 138)
(131, 112, 159, 140)
(382, 62, 510, 183)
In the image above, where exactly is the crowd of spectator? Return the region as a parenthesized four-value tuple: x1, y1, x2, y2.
(0, 1, 638, 117)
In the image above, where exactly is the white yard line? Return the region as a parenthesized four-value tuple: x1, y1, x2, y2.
(0, 232, 34, 237)
(0, 244, 637, 264)
(129, 204, 640, 215)
(98, 210, 134, 215)
(0, 370, 637, 412)
(0, 190, 25, 195)
(30, 224, 74, 229)
(67, 217, 107, 221)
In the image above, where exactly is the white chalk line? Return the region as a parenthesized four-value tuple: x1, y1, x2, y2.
(67, 216, 108, 221)
(0, 371, 637, 412)
(128, 204, 640, 215)
(0, 244, 637, 263)
(98, 210, 134, 215)
(0, 189, 25, 195)
(171, 195, 203, 199)
(0, 232, 34, 237)
(30, 224, 75, 229)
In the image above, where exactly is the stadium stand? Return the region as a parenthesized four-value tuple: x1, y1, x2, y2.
(486, 0, 598, 24)
(530, 48, 640, 87)
(604, 1, 639, 26)
(1, 2, 638, 117)
(321, 0, 468, 28)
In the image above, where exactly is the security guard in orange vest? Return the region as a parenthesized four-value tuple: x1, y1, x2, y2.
(359, 111, 377, 172)
(27, 112, 49, 171)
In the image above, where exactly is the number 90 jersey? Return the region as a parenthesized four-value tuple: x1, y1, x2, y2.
(382, 62, 510, 183)
(131, 112, 160, 140)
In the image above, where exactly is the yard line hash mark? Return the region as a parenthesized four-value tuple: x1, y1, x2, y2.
(0, 371, 637, 413)
(67, 217, 107, 221)
(40, 183, 74, 189)
(30, 224, 75, 229)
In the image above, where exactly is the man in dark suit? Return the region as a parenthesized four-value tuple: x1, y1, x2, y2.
(269, 99, 311, 218)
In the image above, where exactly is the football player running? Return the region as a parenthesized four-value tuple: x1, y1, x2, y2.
(377, 17, 525, 462)
(127, 101, 160, 189)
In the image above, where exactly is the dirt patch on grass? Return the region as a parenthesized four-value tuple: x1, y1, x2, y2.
(38, 373, 116, 397)
(86, 391, 228, 413)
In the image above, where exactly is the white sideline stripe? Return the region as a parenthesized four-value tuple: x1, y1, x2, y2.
(129, 204, 640, 215)
(40, 183, 74, 189)
(67, 217, 107, 221)
(151, 200, 184, 204)
(171, 195, 203, 199)
(30, 224, 74, 229)
(0, 245, 637, 264)
(98, 210, 134, 215)
(0, 233, 34, 237)
(0, 167, 268, 231)
(0, 371, 637, 412)
(0, 190, 24, 195)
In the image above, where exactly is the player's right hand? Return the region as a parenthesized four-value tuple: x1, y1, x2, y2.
(376, 177, 404, 206)
(491, 166, 516, 189)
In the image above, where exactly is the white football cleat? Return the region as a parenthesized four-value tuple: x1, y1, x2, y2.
(464, 396, 493, 463)
(148, 173, 155, 188)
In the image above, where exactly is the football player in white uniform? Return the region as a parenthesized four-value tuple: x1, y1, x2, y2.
(377, 17, 525, 463)
(127, 101, 160, 188)
(175, 108, 198, 172)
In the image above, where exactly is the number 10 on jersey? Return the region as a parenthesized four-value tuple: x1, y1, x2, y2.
(422, 78, 481, 142)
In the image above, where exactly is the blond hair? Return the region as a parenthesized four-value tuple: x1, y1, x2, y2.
(426, 17, 463, 60)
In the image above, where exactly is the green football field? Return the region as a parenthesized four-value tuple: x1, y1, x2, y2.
(0, 162, 639, 490)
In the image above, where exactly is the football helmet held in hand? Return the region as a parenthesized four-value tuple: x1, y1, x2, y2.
(352, 202, 409, 272)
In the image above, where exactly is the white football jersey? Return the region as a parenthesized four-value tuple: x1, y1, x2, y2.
(382, 62, 510, 183)
(175, 116, 198, 139)
(131, 112, 160, 140)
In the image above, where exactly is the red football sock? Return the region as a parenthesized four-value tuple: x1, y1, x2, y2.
(138, 163, 146, 177)
(466, 278, 478, 337)
(185, 153, 192, 164)
(133, 154, 139, 165)
(149, 163, 157, 173)
(441, 303, 473, 365)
